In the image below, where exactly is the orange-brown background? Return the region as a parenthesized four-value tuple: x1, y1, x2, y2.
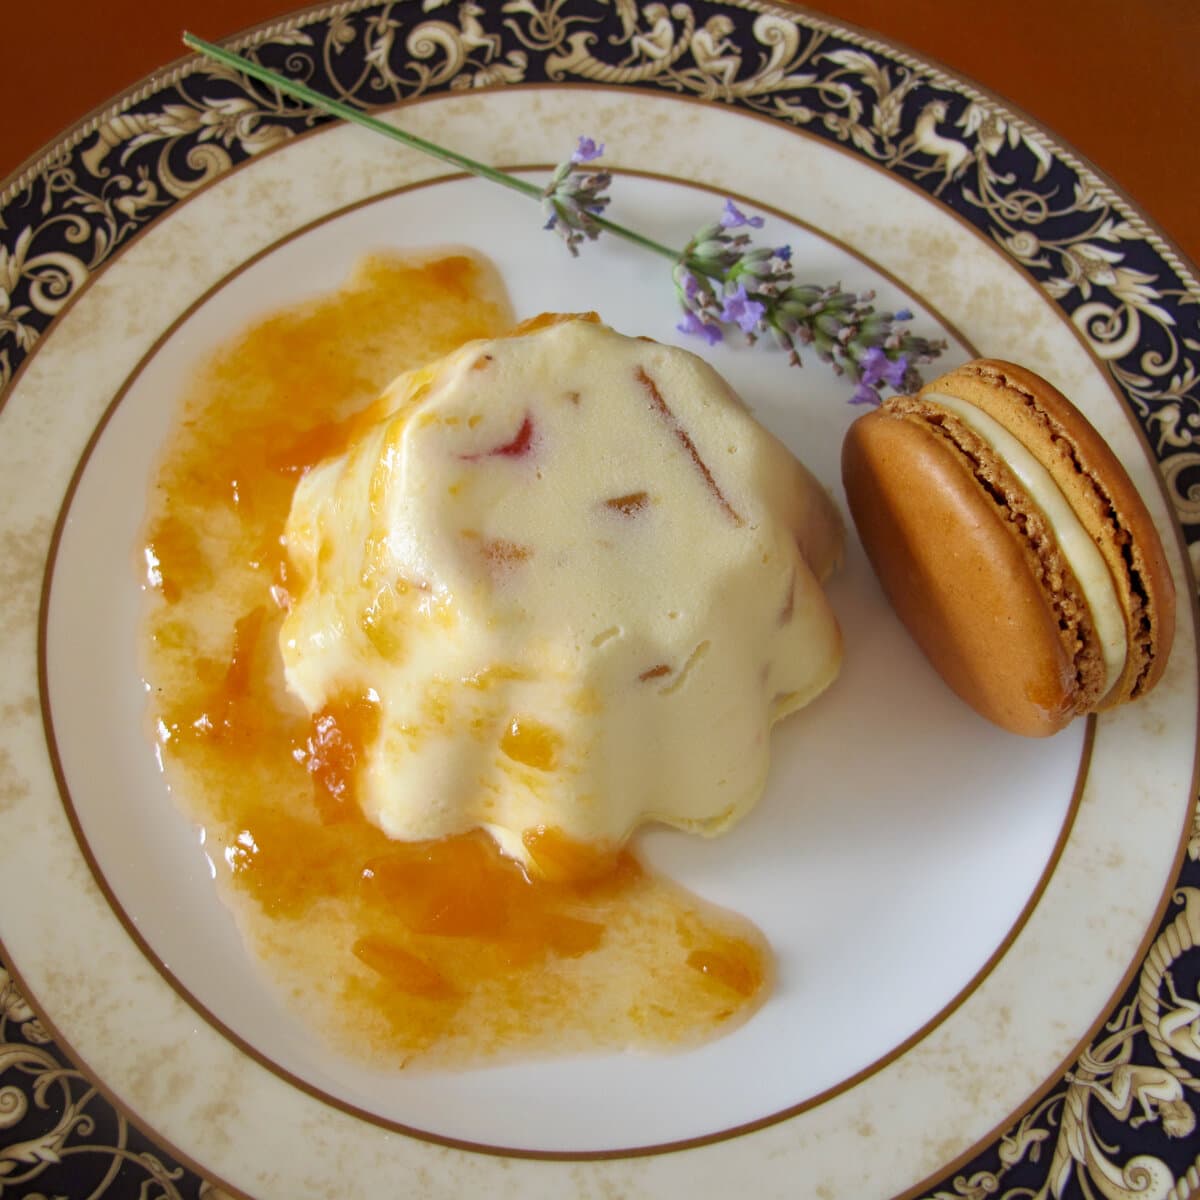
(1, 0, 1196, 267)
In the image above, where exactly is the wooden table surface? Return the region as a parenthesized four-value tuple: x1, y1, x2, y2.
(2, 0, 1196, 267)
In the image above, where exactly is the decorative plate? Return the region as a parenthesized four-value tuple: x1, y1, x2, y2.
(1, 1, 1198, 1197)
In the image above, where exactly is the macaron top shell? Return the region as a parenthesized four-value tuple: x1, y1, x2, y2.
(919, 360, 1175, 707)
(841, 359, 1176, 738)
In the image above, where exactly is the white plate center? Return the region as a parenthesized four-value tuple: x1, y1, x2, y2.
(43, 175, 1081, 1153)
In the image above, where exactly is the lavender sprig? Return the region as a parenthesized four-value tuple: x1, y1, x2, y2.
(672, 199, 947, 403)
(182, 34, 947, 402)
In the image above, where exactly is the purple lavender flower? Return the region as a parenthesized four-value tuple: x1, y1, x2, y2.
(858, 346, 888, 385)
(679, 268, 703, 303)
(882, 353, 909, 389)
(720, 283, 766, 335)
(720, 199, 765, 230)
(846, 345, 911, 404)
(572, 136, 605, 164)
(864, 345, 907, 386)
(677, 310, 724, 345)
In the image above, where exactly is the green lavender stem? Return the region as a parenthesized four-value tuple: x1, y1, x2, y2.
(184, 32, 946, 396)
(182, 33, 682, 264)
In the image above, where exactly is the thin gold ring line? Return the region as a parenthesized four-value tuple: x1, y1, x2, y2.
(34, 167, 1088, 1163)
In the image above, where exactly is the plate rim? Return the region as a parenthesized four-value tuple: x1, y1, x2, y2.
(3, 1, 1199, 1196)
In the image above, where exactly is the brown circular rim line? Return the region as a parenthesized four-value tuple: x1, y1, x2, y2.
(33, 165, 1076, 1167)
(0, 33, 1188, 1194)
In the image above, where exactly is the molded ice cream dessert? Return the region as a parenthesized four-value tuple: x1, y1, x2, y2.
(280, 314, 842, 869)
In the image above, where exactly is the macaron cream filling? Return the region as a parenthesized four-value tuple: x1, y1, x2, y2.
(925, 391, 1128, 698)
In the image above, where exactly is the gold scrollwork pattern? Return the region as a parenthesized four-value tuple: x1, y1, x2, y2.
(914, 889, 1200, 1200)
(0, 970, 193, 1197)
(2, 1, 1199, 1196)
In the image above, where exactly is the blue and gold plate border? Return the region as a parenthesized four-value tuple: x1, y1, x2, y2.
(2, 2, 1199, 1196)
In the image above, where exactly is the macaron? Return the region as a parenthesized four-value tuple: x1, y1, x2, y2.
(840, 359, 1176, 737)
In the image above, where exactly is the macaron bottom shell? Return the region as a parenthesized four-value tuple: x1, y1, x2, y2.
(842, 406, 1088, 738)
